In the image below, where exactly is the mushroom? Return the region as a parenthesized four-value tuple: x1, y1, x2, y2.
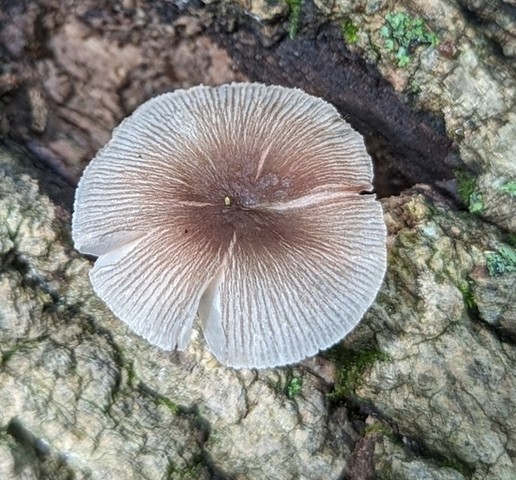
(72, 83, 386, 369)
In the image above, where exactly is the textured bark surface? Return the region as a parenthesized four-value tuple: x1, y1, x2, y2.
(1, 0, 515, 479)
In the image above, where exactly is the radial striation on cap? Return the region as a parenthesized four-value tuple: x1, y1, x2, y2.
(72, 83, 387, 369)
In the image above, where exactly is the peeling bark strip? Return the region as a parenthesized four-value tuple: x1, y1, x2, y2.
(199, 0, 455, 187)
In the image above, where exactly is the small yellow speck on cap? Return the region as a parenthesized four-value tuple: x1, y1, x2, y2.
(224, 195, 231, 206)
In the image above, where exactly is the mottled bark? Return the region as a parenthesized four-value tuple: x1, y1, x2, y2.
(1, 0, 515, 479)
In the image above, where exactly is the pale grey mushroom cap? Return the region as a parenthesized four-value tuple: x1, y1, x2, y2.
(72, 83, 387, 369)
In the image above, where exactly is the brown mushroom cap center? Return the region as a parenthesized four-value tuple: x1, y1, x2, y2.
(174, 163, 299, 249)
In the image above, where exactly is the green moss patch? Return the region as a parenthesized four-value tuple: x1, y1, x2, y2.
(379, 11, 439, 67)
(287, 376, 303, 399)
(485, 245, 516, 276)
(455, 169, 484, 214)
(341, 19, 359, 44)
(327, 347, 389, 401)
(457, 281, 476, 309)
(285, 0, 302, 39)
(500, 181, 516, 197)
